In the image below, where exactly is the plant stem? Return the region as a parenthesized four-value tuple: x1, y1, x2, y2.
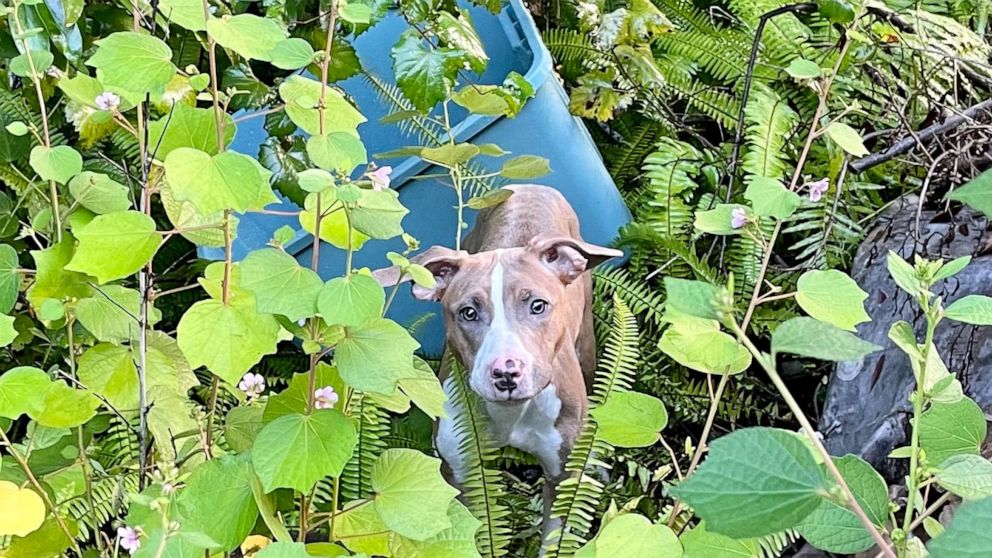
(204, 376, 220, 459)
(900, 307, 937, 549)
(10, 7, 60, 241)
(669, 372, 729, 528)
(733, 323, 896, 558)
(0, 429, 84, 556)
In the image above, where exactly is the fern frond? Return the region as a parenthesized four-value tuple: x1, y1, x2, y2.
(592, 267, 666, 326)
(742, 84, 797, 181)
(65, 474, 137, 541)
(444, 358, 513, 557)
(544, 295, 639, 556)
(341, 392, 390, 501)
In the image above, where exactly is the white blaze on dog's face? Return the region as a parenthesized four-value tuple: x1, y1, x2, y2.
(380, 234, 621, 403)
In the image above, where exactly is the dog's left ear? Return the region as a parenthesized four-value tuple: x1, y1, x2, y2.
(528, 233, 624, 284)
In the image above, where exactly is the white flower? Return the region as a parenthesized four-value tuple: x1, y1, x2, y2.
(94, 92, 121, 111)
(238, 373, 265, 399)
(118, 526, 141, 555)
(730, 207, 748, 229)
(314, 386, 339, 410)
(368, 166, 393, 191)
(807, 178, 829, 203)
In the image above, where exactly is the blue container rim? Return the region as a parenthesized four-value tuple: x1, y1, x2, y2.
(280, 0, 552, 258)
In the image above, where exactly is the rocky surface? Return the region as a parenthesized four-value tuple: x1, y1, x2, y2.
(820, 195, 992, 479)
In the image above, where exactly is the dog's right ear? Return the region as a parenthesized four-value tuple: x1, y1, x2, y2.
(372, 246, 467, 301)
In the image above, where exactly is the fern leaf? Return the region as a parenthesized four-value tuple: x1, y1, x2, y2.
(341, 392, 390, 501)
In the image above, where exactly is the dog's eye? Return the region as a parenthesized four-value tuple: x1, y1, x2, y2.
(530, 299, 548, 315)
(458, 306, 478, 321)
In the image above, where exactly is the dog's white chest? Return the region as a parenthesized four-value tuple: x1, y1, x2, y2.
(486, 385, 564, 476)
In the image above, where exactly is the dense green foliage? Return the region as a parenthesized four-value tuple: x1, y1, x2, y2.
(0, 0, 991, 556)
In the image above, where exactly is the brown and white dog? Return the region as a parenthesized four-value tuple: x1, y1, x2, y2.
(376, 184, 622, 538)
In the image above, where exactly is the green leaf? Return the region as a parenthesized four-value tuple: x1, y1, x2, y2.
(87, 32, 176, 96)
(297, 169, 335, 193)
(279, 75, 366, 136)
(178, 453, 259, 551)
(467, 188, 513, 210)
(589, 390, 667, 447)
(74, 285, 161, 344)
(207, 14, 287, 62)
(0, 244, 20, 313)
(785, 58, 821, 79)
(388, 500, 482, 558)
(39, 298, 64, 321)
(307, 133, 367, 172)
(928, 497, 992, 558)
(797, 455, 888, 554)
(420, 143, 480, 167)
(335, 499, 391, 555)
(663, 277, 724, 321)
(159, 0, 207, 30)
(4, 122, 27, 136)
(945, 295, 992, 326)
(239, 248, 323, 321)
(680, 522, 761, 558)
(267, 38, 315, 70)
(0, 366, 50, 420)
(299, 195, 368, 250)
(670, 428, 827, 538)
(744, 177, 800, 219)
(77, 344, 142, 411)
(371, 449, 460, 540)
(818, 0, 855, 23)
(67, 172, 131, 214)
(164, 148, 275, 214)
(935, 454, 992, 500)
(29, 145, 82, 184)
(0, 314, 14, 347)
(825, 122, 869, 157)
(659, 322, 751, 375)
(886, 251, 922, 296)
(934, 256, 972, 281)
(397, 357, 447, 420)
(500, 155, 550, 179)
(224, 405, 265, 453)
(176, 298, 281, 385)
(795, 269, 871, 331)
(434, 11, 487, 72)
(576, 514, 682, 558)
(335, 318, 419, 393)
(10, 50, 53, 78)
(65, 211, 161, 283)
(772, 317, 881, 361)
(34, 381, 99, 428)
(148, 103, 236, 159)
(255, 542, 311, 558)
(694, 204, 751, 235)
(252, 410, 357, 492)
(339, 3, 373, 23)
(26, 237, 94, 310)
(317, 274, 385, 327)
(392, 31, 458, 112)
(350, 189, 409, 240)
(919, 398, 987, 467)
(946, 168, 992, 217)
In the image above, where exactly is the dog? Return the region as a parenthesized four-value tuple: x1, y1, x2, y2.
(375, 184, 622, 540)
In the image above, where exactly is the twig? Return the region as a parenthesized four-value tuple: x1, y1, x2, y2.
(850, 98, 992, 173)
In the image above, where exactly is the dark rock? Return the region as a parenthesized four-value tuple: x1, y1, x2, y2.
(820, 195, 992, 480)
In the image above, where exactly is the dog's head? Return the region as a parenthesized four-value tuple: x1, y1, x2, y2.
(376, 234, 621, 403)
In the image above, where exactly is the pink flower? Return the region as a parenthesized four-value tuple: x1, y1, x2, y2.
(368, 166, 392, 191)
(314, 386, 339, 410)
(95, 92, 121, 111)
(238, 373, 265, 399)
(730, 207, 748, 229)
(118, 526, 141, 555)
(807, 178, 829, 202)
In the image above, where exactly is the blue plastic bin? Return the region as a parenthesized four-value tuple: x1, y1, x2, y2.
(203, 0, 631, 356)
